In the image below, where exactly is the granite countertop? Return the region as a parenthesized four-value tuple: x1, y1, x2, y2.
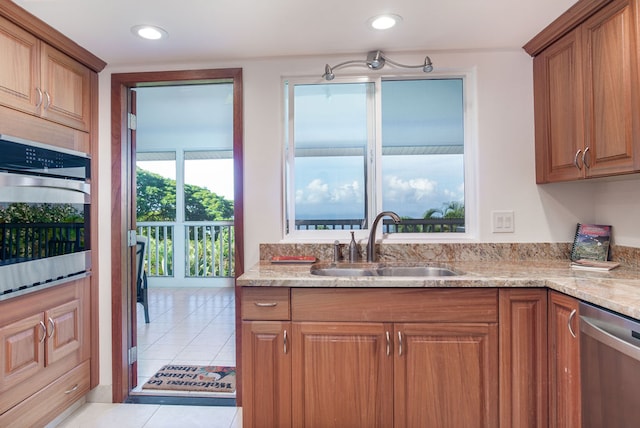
(237, 259, 640, 320)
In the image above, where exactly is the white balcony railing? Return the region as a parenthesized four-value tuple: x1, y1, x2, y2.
(137, 221, 234, 281)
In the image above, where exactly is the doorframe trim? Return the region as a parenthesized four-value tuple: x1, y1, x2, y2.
(110, 68, 244, 404)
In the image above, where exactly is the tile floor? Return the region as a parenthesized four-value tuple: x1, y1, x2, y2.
(132, 286, 237, 397)
(55, 286, 239, 427)
(53, 402, 241, 428)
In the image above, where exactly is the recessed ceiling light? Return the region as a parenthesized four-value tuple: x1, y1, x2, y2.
(131, 25, 168, 40)
(369, 14, 402, 30)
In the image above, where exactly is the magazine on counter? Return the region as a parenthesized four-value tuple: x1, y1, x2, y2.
(570, 223, 612, 262)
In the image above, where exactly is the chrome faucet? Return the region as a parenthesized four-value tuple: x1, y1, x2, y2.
(367, 211, 401, 262)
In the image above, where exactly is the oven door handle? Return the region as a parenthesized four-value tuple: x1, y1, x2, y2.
(580, 315, 640, 362)
(0, 172, 89, 195)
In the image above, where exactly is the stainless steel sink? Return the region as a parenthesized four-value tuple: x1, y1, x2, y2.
(376, 266, 459, 277)
(310, 263, 460, 277)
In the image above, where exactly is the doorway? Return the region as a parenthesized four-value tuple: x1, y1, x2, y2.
(110, 69, 244, 405)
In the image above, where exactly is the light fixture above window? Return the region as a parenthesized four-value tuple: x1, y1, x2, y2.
(322, 50, 434, 81)
(369, 14, 402, 30)
(131, 25, 168, 40)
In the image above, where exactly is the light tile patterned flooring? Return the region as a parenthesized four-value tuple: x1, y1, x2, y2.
(132, 286, 237, 396)
(55, 286, 240, 427)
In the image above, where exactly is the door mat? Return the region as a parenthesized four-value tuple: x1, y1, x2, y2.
(142, 365, 236, 393)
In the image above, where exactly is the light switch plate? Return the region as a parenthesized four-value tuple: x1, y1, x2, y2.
(492, 210, 514, 233)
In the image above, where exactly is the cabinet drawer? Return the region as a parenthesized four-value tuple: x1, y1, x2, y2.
(292, 288, 498, 322)
(242, 287, 290, 320)
(0, 360, 89, 428)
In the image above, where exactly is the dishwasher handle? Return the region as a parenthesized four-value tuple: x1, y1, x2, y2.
(580, 315, 640, 362)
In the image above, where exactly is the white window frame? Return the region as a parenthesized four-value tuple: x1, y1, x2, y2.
(282, 69, 478, 243)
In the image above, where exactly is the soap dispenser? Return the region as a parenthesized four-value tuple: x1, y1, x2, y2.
(348, 231, 358, 262)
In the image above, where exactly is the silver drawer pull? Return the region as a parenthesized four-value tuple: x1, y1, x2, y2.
(254, 302, 278, 307)
(64, 384, 79, 394)
(568, 309, 577, 338)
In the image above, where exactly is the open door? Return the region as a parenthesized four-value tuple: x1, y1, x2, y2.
(111, 68, 244, 404)
(128, 88, 140, 389)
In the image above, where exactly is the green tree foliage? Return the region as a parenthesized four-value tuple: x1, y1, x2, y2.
(136, 167, 234, 222)
(0, 203, 83, 223)
(136, 168, 177, 221)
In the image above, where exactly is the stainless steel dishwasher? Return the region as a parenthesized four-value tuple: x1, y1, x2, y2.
(580, 301, 640, 427)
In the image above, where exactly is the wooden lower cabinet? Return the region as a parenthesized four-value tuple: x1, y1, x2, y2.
(242, 285, 589, 428)
(394, 322, 498, 428)
(241, 321, 291, 428)
(499, 289, 548, 427)
(548, 291, 581, 428)
(0, 277, 90, 426)
(292, 322, 393, 428)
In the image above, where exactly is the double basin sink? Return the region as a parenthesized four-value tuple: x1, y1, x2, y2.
(310, 262, 461, 277)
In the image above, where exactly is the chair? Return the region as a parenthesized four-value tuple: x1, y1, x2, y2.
(135, 236, 150, 323)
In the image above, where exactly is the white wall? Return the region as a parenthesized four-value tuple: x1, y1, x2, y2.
(94, 49, 637, 398)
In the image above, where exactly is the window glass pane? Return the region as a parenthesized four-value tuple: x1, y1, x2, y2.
(292, 83, 371, 230)
(381, 79, 465, 233)
(137, 152, 177, 222)
(184, 151, 234, 221)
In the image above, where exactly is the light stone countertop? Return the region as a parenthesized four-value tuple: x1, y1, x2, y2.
(237, 259, 640, 320)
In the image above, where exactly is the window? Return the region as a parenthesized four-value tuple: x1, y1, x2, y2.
(284, 75, 470, 238)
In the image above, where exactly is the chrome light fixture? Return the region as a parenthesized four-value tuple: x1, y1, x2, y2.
(322, 50, 433, 80)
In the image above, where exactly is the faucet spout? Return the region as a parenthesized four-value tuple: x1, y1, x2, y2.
(367, 211, 401, 262)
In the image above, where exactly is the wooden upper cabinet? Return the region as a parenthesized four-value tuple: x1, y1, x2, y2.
(0, 16, 39, 116)
(529, 0, 640, 183)
(582, 0, 639, 177)
(39, 43, 91, 132)
(533, 29, 585, 183)
(0, 16, 91, 132)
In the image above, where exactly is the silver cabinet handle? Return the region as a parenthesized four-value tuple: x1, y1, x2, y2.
(48, 317, 55, 338)
(568, 309, 577, 338)
(283, 329, 288, 354)
(386, 331, 390, 357)
(582, 147, 590, 169)
(64, 384, 79, 394)
(574, 150, 583, 170)
(39, 321, 46, 343)
(398, 331, 403, 356)
(254, 302, 277, 307)
(43, 91, 51, 110)
(35, 88, 43, 108)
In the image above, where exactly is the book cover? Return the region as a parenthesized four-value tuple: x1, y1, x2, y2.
(570, 223, 612, 261)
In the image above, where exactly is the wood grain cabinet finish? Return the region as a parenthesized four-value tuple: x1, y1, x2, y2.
(243, 287, 501, 428)
(241, 321, 291, 428)
(0, 15, 91, 132)
(548, 291, 581, 428)
(0, 277, 90, 422)
(499, 289, 548, 428)
(530, 0, 640, 183)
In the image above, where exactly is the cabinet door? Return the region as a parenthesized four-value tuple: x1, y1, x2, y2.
(45, 298, 82, 366)
(0, 313, 45, 394)
(242, 321, 291, 428)
(292, 322, 393, 428)
(582, 0, 640, 177)
(499, 289, 548, 428)
(548, 291, 581, 428)
(533, 29, 585, 183)
(394, 322, 498, 428)
(40, 43, 91, 131)
(0, 16, 40, 115)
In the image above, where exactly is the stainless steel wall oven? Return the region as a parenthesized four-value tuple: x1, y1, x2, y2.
(0, 134, 91, 299)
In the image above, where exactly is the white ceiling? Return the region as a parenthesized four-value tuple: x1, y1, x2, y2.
(13, 0, 576, 67)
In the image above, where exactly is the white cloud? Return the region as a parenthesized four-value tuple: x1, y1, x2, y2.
(297, 179, 363, 205)
(384, 175, 437, 202)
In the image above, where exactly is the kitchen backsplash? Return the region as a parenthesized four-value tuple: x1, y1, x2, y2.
(260, 243, 640, 268)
